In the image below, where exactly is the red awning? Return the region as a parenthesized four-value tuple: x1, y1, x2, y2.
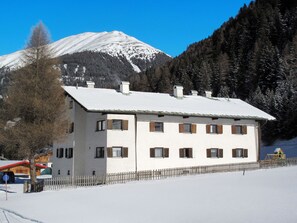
(0, 160, 47, 171)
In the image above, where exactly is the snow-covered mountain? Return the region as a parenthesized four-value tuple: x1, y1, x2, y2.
(0, 31, 171, 89)
(0, 31, 170, 72)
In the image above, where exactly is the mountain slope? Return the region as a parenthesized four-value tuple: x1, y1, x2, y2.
(131, 0, 297, 143)
(0, 31, 171, 89)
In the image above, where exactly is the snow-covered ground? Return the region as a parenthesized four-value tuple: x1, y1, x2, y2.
(1, 166, 297, 223)
(261, 137, 297, 159)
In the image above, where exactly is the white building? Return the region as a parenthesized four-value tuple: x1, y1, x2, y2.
(52, 81, 275, 177)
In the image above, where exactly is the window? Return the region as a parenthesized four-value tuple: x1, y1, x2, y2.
(95, 147, 104, 158)
(206, 148, 223, 158)
(67, 170, 70, 175)
(231, 125, 247, 135)
(65, 148, 73, 159)
(112, 147, 122, 157)
(107, 119, 128, 130)
(206, 124, 223, 134)
(112, 120, 122, 130)
(150, 147, 169, 158)
(107, 147, 128, 158)
(179, 148, 193, 158)
(179, 123, 196, 133)
(58, 170, 60, 175)
(69, 100, 73, 109)
(149, 122, 164, 132)
(232, 148, 248, 158)
(96, 120, 106, 131)
(92, 171, 96, 176)
(56, 148, 64, 158)
(68, 122, 74, 133)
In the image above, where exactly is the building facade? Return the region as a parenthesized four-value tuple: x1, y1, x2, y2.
(52, 82, 274, 177)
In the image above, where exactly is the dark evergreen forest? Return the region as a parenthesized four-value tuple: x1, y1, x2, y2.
(130, 0, 297, 144)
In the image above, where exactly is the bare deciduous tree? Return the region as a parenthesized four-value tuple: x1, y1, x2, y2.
(0, 22, 68, 191)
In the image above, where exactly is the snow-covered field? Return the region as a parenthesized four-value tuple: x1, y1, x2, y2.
(1, 166, 297, 223)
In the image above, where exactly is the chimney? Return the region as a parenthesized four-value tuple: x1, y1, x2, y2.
(120, 81, 130, 94)
(190, 90, 198, 96)
(173, 85, 183, 98)
(205, 91, 212, 98)
(86, 81, 95, 88)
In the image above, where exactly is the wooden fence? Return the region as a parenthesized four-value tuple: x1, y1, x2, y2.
(43, 158, 297, 191)
(43, 162, 258, 190)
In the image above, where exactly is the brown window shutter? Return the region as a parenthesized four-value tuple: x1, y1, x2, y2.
(149, 122, 155, 132)
(218, 125, 223, 134)
(232, 149, 236, 157)
(179, 124, 184, 133)
(122, 120, 128, 130)
(242, 126, 247, 134)
(179, 148, 184, 158)
(206, 125, 210, 133)
(107, 120, 113, 129)
(219, 149, 223, 158)
(164, 148, 169, 158)
(107, 147, 112, 157)
(231, 125, 236, 134)
(189, 148, 193, 158)
(150, 148, 155, 157)
(191, 124, 196, 133)
(122, 147, 128, 157)
(244, 149, 248, 158)
(206, 149, 211, 158)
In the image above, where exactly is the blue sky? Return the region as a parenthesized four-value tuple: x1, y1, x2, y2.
(0, 0, 253, 57)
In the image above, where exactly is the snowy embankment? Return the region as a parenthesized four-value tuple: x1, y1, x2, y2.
(1, 166, 297, 223)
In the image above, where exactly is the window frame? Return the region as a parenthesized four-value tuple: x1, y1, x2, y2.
(96, 120, 106, 131)
(112, 120, 122, 130)
(150, 147, 169, 158)
(206, 124, 223, 134)
(56, 148, 64, 158)
(150, 122, 164, 132)
(154, 122, 164, 132)
(107, 119, 128, 130)
(207, 148, 223, 158)
(107, 147, 128, 158)
(179, 123, 196, 134)
(69, 100, 73, 109)
(210, 124, 218, 134)
(95, 147, 104, 158)
(232, 125, 247, 135)
(179, 148, 193, 158)
(232, 148, 248, 158)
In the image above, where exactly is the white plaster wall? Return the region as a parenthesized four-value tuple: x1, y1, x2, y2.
(84, 113, 107, 176)
(136, 114, 259, 171)
(106, 114, 136, 173)
(52, 96, 76, 177)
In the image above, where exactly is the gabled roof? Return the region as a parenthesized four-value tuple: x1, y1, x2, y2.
(63, 86, 275, 121)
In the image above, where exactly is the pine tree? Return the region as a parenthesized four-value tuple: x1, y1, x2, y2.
(0, 22, 68, 191)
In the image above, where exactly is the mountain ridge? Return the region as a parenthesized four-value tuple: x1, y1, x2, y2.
(0, 30, 171, 90)
(0, 30, 171, 73)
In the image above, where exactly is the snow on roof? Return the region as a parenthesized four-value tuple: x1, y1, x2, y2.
(63, 86, 275, 121)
